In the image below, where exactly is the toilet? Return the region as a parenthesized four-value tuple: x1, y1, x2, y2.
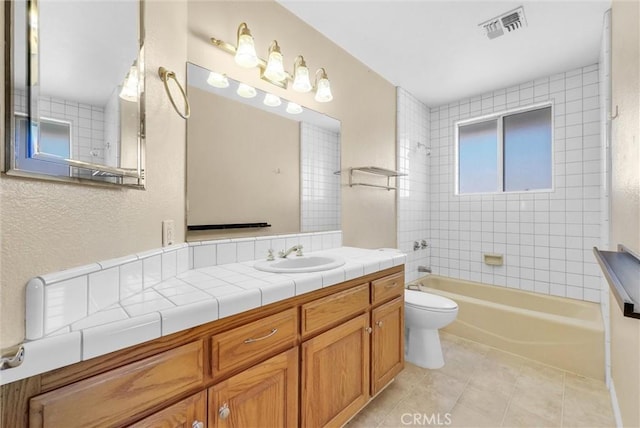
(404, 289, 458, 369)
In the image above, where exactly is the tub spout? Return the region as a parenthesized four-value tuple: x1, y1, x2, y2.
(418, 266, 432, 273)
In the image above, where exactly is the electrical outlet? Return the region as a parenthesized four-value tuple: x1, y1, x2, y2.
(162, 220, 175, 247)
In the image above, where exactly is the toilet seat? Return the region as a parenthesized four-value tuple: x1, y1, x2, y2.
(405, 289, 458, 312)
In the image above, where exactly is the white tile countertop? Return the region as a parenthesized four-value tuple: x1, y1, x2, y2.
(1, 245, 405, 385)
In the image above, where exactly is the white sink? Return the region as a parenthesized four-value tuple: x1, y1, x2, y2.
(254, 256, 345, 273)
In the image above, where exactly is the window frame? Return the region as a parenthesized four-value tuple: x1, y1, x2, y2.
(454, 101, 554, 196)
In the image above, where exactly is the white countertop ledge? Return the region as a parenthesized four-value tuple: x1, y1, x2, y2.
(1, 247, 405, 385)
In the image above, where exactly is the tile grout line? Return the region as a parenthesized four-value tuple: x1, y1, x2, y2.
(499, 358, 526, 427)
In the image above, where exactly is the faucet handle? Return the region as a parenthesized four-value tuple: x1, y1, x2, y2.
(278, 249, 286, 258)
(296, 245, 304, 257)
(267, 249, 275, 261)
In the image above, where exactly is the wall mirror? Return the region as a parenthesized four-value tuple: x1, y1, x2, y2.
(4, 0, 145, 187)
(186, 62, 341, 238)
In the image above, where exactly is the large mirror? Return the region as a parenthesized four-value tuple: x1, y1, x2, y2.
(4, 0, 145, 187)
(186, 62, 341, 238)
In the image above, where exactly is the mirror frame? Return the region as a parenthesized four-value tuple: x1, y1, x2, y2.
(2, 0, 146, 188)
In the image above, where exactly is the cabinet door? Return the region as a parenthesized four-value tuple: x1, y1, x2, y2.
(371, 296, 405, 395)
(208, 348, 298, 428)
(128, 391, 207, 428)
(301, 313, 370, 428)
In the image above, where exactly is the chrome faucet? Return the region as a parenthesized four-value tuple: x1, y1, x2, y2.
(418, 266, 432, 273)
(279, 245, 303, 258)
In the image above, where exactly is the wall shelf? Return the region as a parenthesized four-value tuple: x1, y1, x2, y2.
(187, 222, 271, 231)
(337, 166, 406, 191)
(593, 244, 640, 319)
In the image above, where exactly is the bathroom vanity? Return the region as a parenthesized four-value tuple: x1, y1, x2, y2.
(1, 247, 404, 428)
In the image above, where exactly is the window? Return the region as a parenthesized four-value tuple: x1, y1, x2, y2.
(456, 105, 552, 194)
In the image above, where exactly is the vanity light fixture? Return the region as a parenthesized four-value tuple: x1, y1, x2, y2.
(119, 62, 138, 102)
(314, 68, 333, 103)
(234, 22, 259, 68)
(286, 102, 303, 114)
(206, 71, 229, 88)
(263, 41, 286, 83)
(263, 93, 282, 107)
(210, 22, 333, 102)
(237, 83, 257, 98)
(292, 56, 312, 93)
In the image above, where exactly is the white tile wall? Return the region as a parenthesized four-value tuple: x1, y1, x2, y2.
(14, 89, 106, 164)
(397, 88, 431, 283)
(397, 64, 604, 303)
(424, 64, 603, 302)
(300, 122, 341, 232)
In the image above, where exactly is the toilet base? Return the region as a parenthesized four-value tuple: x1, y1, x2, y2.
(405, 327, 444, 369)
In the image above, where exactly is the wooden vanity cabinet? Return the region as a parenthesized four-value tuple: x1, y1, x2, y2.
(209, 348, 298, 428)
(301, 313, 371, 427)
(371, 297, 404, 395)
(128, 391, 207, 428)
(3, 266, 404, 428)
(300, 270, 405, 427)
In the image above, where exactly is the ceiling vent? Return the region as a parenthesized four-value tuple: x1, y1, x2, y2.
(479, 6, 527, 40)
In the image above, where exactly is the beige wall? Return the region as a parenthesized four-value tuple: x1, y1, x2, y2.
(187, 1, 397, 249)
(609, 0, 640, 426)
(0, 0, 189, 349)
(187, 86, 300, 232)
(0, 0, 396, 349)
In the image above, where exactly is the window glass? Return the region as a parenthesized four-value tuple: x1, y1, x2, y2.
(458, 119, 498, 194)
(503, 107, 552, 191)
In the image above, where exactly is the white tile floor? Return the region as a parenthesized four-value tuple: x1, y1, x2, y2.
(348, 332, 615, 428)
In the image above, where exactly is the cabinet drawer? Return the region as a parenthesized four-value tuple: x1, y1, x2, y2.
(372, 272, 404, 305)
(301, 283, 369, 338)
(211, 308, 297, 377)
(128, 391, 207, 428)
(29, 340, 205, 428)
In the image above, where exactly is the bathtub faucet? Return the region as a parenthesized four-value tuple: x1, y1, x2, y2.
(279, 245, 303, 258)
(418, 266, 432, 273)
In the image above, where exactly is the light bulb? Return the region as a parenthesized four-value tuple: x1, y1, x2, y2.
(206, 71, 229, 88)
(314, 76, 333, 103)
(286, 102, 303, 114)
(234, 24, 258, 68)
(263, 93, 282, 107)
(237, 83, 257, 98)
(119, 64, 138, 102)
(293, 64, 312, 93)
(263, 41, 286, 82)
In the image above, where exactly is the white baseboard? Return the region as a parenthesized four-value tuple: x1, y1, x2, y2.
(609, 380, 623, 428)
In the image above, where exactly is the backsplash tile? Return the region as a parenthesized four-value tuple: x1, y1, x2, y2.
(25, 230, 343, 341)
(142, 255, 162, 289)
(88, 268, 119, 313)
(44, 277, 88, 334)
(119, 260, 143, 300)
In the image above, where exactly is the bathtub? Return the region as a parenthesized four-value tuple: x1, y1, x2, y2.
(411, 275, 605, 380)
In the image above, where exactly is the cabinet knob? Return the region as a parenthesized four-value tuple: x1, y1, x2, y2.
(192, 421, 204, 428)
(376, 320, 383, 327)
(365, 327, 372, 334)
(219, 403, 231, 420)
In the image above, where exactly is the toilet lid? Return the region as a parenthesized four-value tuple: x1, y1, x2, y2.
(405, 289, 458, 311)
